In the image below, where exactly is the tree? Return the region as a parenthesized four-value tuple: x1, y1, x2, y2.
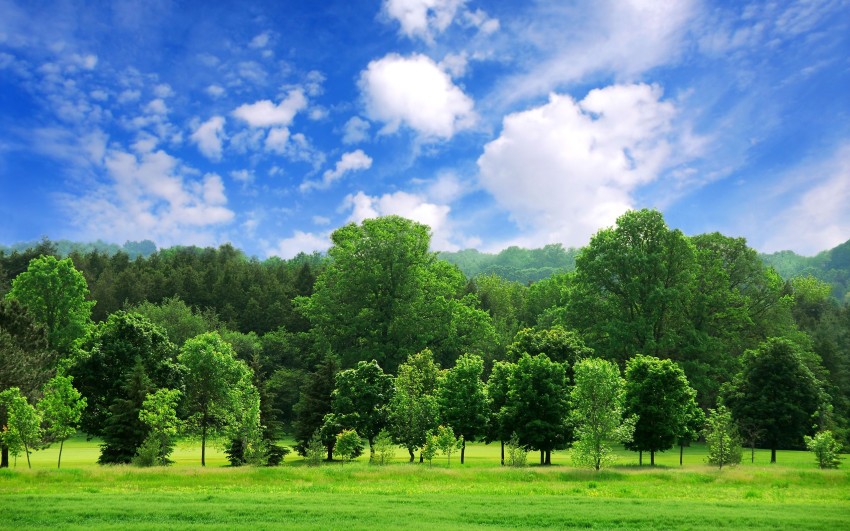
(6, 255, 93, 355)
(804, 431, 842, 469)
(570, 358, 635, 471)
(223, 382, 265, 466)
(297, 216, 494, 373)
(324, 360, 393, 458)
(371, 429, 396, 465)
(304, 430, 325, 466)
(624, 355, 698, 466)
(292, 357, 338, 460)
(387, 350, 442, 462)
(135, 388, 181, 466)
(179, 332, 254, 466)
(723, 337, 823, 463)
(485, 360, 515, 465)
(437, 353, 489, 464)
(506, 326, 592, 372)
(703, 406, 742, 469)
(431, 425, 462, 466)
(501, 353, 570, 465)
(131, 297, 215, 347)
(98, 360, 154, 464)
(677, 399, 705, 466)
(0, 387, 42, 468)
(335, 429, 361, 465)
(38, 374, 86, 468)
(568, 209, 695, 364)
(0, 299, 55, 468)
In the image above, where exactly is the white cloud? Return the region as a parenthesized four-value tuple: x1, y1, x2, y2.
(206, 84, 225, 98)
(230, 169, 255, 184)
(759, 143, 850, 255)
(232, 89, 307, 127)
(62, 149, 235, 247)
(477, 83, 687, 249)
(301, 150, 373, 192)
(383, 0, 465, 41)
(440, 52, 468, 77)
(145, 98, 168, 115)
(342, 116, 371, 144)
(359, 53, 475, 140)
(190, 116, 226, 161)
(264, 127, 290, 153)
(268, 231, 330, 258)
(342, 190, 459, 251)
(118, 89, 141, 103)
(249, 32, 271, 49)
(154, 83, 174, 98)
(313, 215, 331, 226)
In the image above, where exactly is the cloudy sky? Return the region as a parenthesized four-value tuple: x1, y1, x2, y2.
(1, 0, 848, 258)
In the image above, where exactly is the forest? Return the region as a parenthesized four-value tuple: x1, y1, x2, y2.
(1, 209, 848, 470)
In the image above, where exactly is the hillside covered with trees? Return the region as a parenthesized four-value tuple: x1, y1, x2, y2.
(1, 210, 848, 470)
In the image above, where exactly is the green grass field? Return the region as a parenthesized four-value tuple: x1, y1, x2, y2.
(2, 438, 849, 529)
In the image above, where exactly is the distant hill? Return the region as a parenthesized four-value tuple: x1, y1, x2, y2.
(760, 239, 850, 302)
(439, 244, 579, 284)
(0, 239, 158, 260)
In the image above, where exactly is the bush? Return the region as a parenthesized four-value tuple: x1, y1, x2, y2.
(266, 444, 290, 467)
(506, 432, 528, 467)
(305, 431, 325, 467)
(132, 436, 163, 467)
(335, 429, 362, 465)
(371, 429, 395, 465)
(805, 431, 842, 469)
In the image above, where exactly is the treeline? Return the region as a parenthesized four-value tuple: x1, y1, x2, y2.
(439, 244, 579, 284)
(0, 239, 158, 260)
(761, 239, 850, 302)
(1, 210, 849, 471)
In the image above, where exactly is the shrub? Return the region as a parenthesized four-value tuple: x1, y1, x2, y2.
(804, 431, 842, 469)
(305, 431, 325, 467)
(505, 432, 528, 467)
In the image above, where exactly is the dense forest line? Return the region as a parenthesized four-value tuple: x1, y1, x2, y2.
(1, 210, 849, 470)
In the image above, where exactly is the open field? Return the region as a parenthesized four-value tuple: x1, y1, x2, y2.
(2, 438, 849, 529)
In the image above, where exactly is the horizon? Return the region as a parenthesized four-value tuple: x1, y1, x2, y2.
(1, 1, 848, 258)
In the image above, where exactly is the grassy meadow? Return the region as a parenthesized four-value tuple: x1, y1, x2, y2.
(2, 438, 849, 530)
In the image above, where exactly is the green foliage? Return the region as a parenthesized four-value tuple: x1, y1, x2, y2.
(484, 360, 514, 448)
(223, 383, 266, 466)
(305, 430, 325, 466)
(325, 360, 393, 454)
(505, 432, 527, 467)
(570, 358, 634, 470)
(130, 297, 216, 347)
(136, 388, 181, 466)
(723, 337, 823, 462)
(98, 360, 153, 464)
(38, 374, 86, 468)
(500, 353, 569, 462)
(703, 406, 742, 469)
(804, 431, 842, 469)
(387, 350, 441, 461)
(371, 429, 395, 465)
(421, 436, 437, 467)
(0, 387, 42, 468)
(437, 353, 488, 463)
(293, 357, 337, 459)
(431, 425, 463, 466)
(335, 429, 362, 465)
(6, 255, 94, 355)
(440, 243, 578, 284)
(624, 355, 698, 465)
(506, 326, 592, 383)
(0, 299, 56, 400)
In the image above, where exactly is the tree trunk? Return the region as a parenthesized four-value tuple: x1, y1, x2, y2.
(369, 437, 375, 459)
(201, 418, 207, 467)
(751, 444, 755, 463)
(408, 448, 415, 462)
(500, 440, 505, 466)
(24, 440, 31, 469)
(650, 450, 655, 466)
(639, 450, 642, 466)
(545, 450, 551, 465)
(420, 452, 424, 463)
(770, 447, 776, 463)
(461, 440, 465, 464)
(58, 439, 65, 469)
(1, 445, 8, 468)
(539, 449, 544, 465)
(679, 444, 683, 466)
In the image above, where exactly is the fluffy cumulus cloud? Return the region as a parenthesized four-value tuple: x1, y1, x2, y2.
(300, 149, 372, 192)
(359, 54, 475, 140)
(63, 149, 235, 246)
(342, 116, 371, 144)
(383, 0, 498, 41)
(232, 89, 307, 128)
(478, 83, 685, 248)
(190, 116, 226, 161)
(343, 190, 458, 250)
(268, 230, 331, 258)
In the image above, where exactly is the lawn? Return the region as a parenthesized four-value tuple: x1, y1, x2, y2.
(2, 438, 849, 529)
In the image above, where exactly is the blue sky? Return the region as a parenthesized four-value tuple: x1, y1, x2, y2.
(1, 0, 848, 258)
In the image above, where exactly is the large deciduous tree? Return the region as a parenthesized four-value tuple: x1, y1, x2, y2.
(6, 255, 94, 355)
(723, 337, 823, 463)
(387, 349, 442, 462)
(568, 209, 695, 364)
(297, 216, 494, 373)
(179, 332, 256, 466)
(624, 355, 698, 466)
(437, 353, 489, 464)
(485, 360, 515, 465)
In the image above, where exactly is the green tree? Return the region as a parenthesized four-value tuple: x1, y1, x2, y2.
(371, 429, 396, 465)
(387, 350, 442, 462)
(501, 353, 570, 465)
(437, 353, 489, 464)
(135, 388, 181, 466)
(485, 360, 514, 465)
(324, 360, 393, 458)
(297, 216, 494, 373)
(723, 337, 823, 463)
(304, 430, 325, 466)
(431, 424, 462, 466)
(0, 299, 55, 468)
(0, 387, 42, 468)
(506, 326, 592, 370)
(38, 374, 86, 468)
(570, 358, 635, 471)
(677, 399, 705, 466)
(223, 382, 265, 466)
(6, 255, 94, 355)
(292, 357, 338, 460)
(624, 355, 698, 466)
(131, 296, 216, 347)
(335, 429, 361, 465)
(98, 359, 154, 464)
(804, 431, 842, 469)
(179, 332, 254, 466)
(568, 209, 695, 364)
(505, 432, 528, 467)
(703, 406, 742, 469)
